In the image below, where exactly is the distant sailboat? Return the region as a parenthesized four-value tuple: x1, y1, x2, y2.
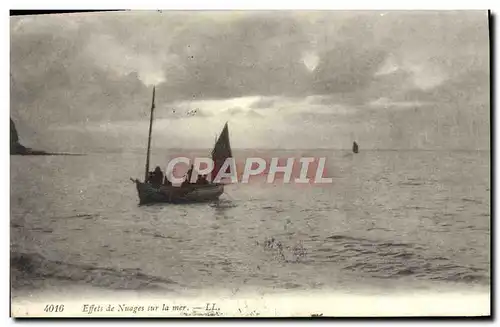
(131, 87, 232, 205)
(352, 141, 359, 154)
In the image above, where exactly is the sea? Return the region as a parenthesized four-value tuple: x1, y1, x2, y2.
(10, 149, 491, 313)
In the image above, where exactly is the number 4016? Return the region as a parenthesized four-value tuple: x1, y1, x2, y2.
(44, 304, 65, 312)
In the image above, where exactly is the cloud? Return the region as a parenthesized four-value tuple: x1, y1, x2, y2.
(10, 11, 489, 151)
(85, 34, 169, 86)
(367, 97, 430, 109)
(226, 106, 263, 118)
(11, 11, 488, 108)
(249, 97, 278, 109)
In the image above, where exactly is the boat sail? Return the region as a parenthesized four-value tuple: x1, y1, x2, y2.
(211, 122, 232, 182)
(131, 87, 228, 205)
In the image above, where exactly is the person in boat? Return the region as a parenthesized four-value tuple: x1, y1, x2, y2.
(181, 164, 195, 188)
(151, 166, 164, 187)
(163, 175, 172, 186)
(196, 174, 209, 185)
(147, 171, 154, 184)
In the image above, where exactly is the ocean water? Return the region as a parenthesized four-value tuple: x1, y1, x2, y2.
(10, 150, 490, 300)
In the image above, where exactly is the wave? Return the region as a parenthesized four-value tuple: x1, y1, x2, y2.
(259, 233, 490, 286)
(11, 251, 177, 291)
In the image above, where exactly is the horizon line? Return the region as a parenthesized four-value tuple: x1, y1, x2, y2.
(62, 147, 491, 154)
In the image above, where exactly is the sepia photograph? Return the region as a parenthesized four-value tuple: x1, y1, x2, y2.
(10, 10, 490, 317)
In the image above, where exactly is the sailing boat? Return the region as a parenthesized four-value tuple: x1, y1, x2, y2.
(352, 141, 359, 154)
(131, 87, 232, 205)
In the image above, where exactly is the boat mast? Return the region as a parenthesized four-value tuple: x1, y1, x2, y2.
(144, 86, 156, 182)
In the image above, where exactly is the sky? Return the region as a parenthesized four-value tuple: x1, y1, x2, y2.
(10, 10, 490, 152)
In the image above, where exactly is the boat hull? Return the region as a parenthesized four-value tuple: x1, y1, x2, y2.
(133, 180, 224, 205)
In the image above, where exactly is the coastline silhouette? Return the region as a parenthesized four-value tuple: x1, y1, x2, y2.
(10, 118, 83, 156)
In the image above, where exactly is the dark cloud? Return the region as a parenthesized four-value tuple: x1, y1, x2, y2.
(10, 11, 489, 150)
(11, 12, 488, 112)
(312, 45, 387, 94)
